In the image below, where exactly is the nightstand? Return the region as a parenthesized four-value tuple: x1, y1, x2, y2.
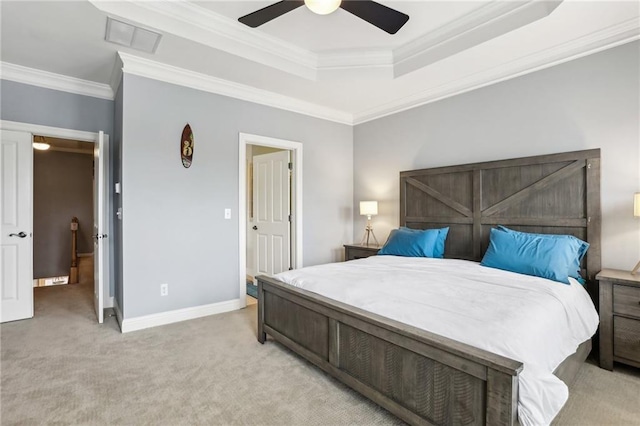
(344, 244, 380, 261)
(597, 269, 640, 370)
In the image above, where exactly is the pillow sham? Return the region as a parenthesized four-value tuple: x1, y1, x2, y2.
(480, 227, 588, 284)
(496, 225, 589, 282)
(398, 226, 449, 258)
(378, 227, 448, 258)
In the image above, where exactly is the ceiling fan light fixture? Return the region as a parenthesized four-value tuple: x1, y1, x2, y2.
(304, 0, 341, 15)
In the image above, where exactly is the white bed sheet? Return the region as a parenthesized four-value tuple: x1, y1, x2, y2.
(275, 256, 599, 426)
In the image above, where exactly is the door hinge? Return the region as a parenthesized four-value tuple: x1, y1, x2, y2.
(288, 162, 293, 170)
(288, 214, 292, 222)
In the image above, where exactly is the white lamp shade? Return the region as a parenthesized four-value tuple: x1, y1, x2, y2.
(360, 201, 378, 216)
(304, 0, 341, 15)
(634, 193, 640, 217)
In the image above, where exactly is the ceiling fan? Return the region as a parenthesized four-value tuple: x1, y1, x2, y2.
(238, 0, 410, 35)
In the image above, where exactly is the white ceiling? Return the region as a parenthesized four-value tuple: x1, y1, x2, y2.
(194, 1, 485, 52)
(40, 137, 95, 155)
(1, 1, 638, 124)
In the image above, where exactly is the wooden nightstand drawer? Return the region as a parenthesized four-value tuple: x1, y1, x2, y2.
(614, 316, 640, 364)
(344, 244, 379, 261)
(597, 268, 640, 370)
(348, 248, 378, 260)
(614, 284, 640, 318)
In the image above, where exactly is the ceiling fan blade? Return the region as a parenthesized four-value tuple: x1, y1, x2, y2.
(340, 0, 409, 35)
(238, 1, 305, 28)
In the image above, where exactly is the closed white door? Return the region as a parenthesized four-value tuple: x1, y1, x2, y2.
(1, 130, 33, 323)
(253, 150, 290, 276)
(93, 131, 108, 323)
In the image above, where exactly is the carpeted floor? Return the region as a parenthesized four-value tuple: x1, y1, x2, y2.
(1, 282, 639, 425)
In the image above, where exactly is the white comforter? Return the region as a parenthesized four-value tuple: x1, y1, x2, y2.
(275, 256, 599, 426)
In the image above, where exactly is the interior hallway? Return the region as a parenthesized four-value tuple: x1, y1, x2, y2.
(1, 281, 639, 425)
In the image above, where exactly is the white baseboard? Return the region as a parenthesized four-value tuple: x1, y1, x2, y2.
(120, 298, 242, 333)
(113, 299, 123, 331)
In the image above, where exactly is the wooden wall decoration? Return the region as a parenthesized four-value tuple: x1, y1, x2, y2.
(181, 124, 194, 168)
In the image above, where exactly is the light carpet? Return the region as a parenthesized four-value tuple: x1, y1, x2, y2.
(1, 282, 639, 425)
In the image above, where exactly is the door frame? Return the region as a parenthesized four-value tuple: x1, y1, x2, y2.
(0, 120, 112, 310)
(238, 133, 302, 308)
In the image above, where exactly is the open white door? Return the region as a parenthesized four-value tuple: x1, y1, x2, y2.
(1, 130, 33, 323)
(253, 150, 291, 276)
(93, 131, 108, 323)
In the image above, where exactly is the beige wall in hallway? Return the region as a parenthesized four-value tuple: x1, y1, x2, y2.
(33, 149, 93, 278)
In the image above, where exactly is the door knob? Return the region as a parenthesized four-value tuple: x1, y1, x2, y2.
(253, 226, 258, 230)
(9, 232, 27, 238)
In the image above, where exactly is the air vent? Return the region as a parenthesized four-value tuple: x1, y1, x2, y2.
(105, 17, 161, 53)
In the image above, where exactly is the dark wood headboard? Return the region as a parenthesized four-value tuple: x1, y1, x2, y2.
(400, 149, 601, 285)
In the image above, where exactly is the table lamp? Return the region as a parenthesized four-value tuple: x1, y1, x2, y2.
(632, 193, 640, 275)
(360, 201, 379, 247)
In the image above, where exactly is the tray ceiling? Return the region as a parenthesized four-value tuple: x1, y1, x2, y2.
(1, 1, 638, 124)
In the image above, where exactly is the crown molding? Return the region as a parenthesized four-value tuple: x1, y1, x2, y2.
(92, 0, 564, 81)
(118, 52, 353, 125)
(0, 62, 114, 100)
(317, 48, 392, 70)
(48, 146, 94, 155)
(392, 0, 562, 77)
(353, 18, 640, 125)
(91, 0, 318, 81)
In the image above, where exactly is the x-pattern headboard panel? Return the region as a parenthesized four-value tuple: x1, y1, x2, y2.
(400, 149, 601, 283)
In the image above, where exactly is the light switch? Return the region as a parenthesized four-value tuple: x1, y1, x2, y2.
(224, 208, 231, 219)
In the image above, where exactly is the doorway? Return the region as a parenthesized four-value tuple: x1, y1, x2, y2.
(238, 133, 302, 309)
(32, 136, 95, 287)
(0, 121, 109, 324)
(245, 145, 290, 306)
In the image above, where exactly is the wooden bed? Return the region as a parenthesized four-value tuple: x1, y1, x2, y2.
(257, 149, 601, 425)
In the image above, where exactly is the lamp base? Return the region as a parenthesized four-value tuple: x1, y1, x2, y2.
(632, 259, 640, 275)
(360, 224, 379, 247)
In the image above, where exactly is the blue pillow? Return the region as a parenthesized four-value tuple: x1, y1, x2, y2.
(378, 227, 445, 258)
(496, 226, 589, 282)
(480, 227, 588, 284)
(399, 227, 449, 258)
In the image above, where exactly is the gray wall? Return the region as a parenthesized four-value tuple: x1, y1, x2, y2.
(0, 80, 116, 294)
(0, 80, 113, 134)
(120, 74, 353, 318)
(354, 41, 640, 271)
(33, 150, 93, 278)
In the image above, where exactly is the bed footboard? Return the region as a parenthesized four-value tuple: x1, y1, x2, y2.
(257, 276, 523, 426)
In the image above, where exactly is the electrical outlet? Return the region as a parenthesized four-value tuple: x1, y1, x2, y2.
(160, 283, 168, 297)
